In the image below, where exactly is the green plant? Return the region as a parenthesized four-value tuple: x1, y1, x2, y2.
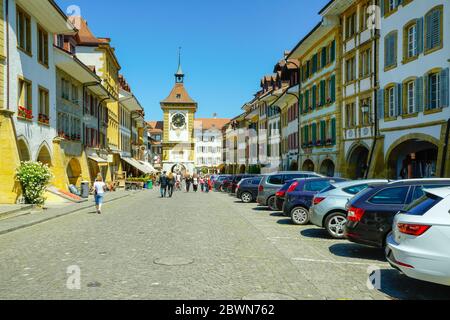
(16, 161, 53, 205)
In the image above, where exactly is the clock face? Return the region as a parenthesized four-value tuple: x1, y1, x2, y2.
(172, 113, 186, 128)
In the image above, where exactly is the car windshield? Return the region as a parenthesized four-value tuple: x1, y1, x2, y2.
(404, 193, 443, 216)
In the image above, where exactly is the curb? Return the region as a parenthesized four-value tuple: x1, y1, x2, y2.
(0, 205, 35, 219)
(0, 193, 136, 236)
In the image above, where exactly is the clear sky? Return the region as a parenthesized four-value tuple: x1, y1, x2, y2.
(56, 0, 329, 121)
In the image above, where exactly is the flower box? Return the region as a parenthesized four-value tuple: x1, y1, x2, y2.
(38, 113, 49, 125)
(326, 139, 333, 146)
(316, 140, 323, 146)
(18, 106, 33, 120)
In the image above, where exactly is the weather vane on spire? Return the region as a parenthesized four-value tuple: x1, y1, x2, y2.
(175, 46, 184, 83)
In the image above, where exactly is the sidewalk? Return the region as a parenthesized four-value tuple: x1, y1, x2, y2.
(0, 190, 144, 236)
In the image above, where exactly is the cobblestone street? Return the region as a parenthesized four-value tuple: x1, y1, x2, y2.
(1, 189, 450, 300)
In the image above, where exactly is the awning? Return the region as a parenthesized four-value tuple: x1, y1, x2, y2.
(121, 157, 153, 175)
(138, 161, 157, 173)
(88, 154, 108, 167)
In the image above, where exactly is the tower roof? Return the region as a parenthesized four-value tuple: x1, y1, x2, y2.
(161, 83, 197, 105)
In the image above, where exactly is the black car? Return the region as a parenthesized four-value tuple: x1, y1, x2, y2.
(213, 175, 231, 191)
(227, 174, 257, 194)
(236, 176, 263, 203)
(345, 179, 450, 248)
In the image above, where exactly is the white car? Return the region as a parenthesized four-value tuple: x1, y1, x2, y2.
(386, 187, 450, 286)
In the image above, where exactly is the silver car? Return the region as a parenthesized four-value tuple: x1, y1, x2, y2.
(310, 179, 389, 239)
(256, 171, 323, 211)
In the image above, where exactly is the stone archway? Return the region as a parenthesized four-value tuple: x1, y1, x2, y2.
(320, 159, 335, 177)
(17, 138, 31, 162)
(36, 143, 52, 167)
(171, 163, 187, 175)
(67, 158, 82, 186)
(386, 136, 440, 180)
(302, 159, 315, 172)
(347, 144, 370, 179)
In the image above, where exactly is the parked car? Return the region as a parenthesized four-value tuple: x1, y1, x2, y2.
(257, 172, 323, 211)
(283, 177, 347, 225)
(227, 174, 257, 194)
(213, 175, 231, 191)
(275, 180, 297, 211)
(220, 176, 234, 192)
(386, 187, 450, 286)
(236, 176, 264, 203)
(309, 180, 389, 239)
(345, 179, 450, 248)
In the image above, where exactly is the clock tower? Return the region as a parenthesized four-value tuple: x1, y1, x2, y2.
(160, 51, 197, 174)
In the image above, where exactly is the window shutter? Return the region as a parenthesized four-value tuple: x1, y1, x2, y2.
(312, 54, 318, 73)
(425, 12, 433, 50)
(424, 74, 429, 110)
(320, 120, 326, 143)
(384, 35, 390, 67)
(377, 89, 384, 119)
(330, 40, 336, 62)
(305, 90, 309, 110)
(331, 118, 336, 145)
(440, 68, 449, 108)
(312, 85, 317, 110)
(299, 93, 304, 113)
(305, 125, 309, 143)
(415, 76, 424, 112)
(321, 47, 327, 68)
(431, 9, 441, 49)
(320, 80, 325, 105)
(416, 17, 424, 54)
(330, 75, 336, 102)
(396, 83, 403, 116)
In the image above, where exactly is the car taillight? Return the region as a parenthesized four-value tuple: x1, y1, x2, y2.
(397, 224, 431, 236)
(287, 182, 299, 193)
(347, 206, 365, 222)
(313, 197, 326, 205)
(276, 191, 286, 197)
(259, 185, 264, 192)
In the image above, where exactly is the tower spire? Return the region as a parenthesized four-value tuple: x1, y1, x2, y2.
(175, 47, 184, 83)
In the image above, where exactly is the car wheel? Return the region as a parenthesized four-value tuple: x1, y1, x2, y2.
(267, 196, 277, 211)
(290, 207, 310, 225)
(241, 192, 253, 203)
(325, 212, 347, 239)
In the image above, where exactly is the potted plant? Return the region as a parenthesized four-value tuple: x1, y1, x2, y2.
(15, 161, 53, 206)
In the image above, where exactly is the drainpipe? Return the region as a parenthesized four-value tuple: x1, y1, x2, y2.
(6, 0, 10, 111)
(365, 8, 379, 179)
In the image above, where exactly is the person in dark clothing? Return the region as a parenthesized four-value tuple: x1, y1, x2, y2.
(185, 175, 192, 192)
(159, 172, 168, 198)
(167, 172, 175, 197)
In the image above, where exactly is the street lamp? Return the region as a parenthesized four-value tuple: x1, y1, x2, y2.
(361, 102, 373, 124)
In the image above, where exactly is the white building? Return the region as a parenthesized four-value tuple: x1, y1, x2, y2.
(194, 118, 229, 173)
(377, 0, 449, 179)
(9, 0, 76, 165)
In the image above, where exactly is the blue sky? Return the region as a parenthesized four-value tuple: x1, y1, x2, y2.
(56, 0, 329, 120)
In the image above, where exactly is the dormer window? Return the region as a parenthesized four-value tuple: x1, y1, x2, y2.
(176, 94, 181, 99)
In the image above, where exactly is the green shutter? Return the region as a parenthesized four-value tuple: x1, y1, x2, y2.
(312, 85, 317, 109)
(305, 90, 310, 111)
(320, 120, 326, 144)
(312, 123, 317, 144)
(425, 12, 433, 50)
(396, 83, 402, 116)
(299, 93, 304, 113)
(305, 125, 309, 144)
(440, 68, 449, 108)
(424, 74, 430, 110)
(321, 47, 327, 68)
(312, 54, 318, 73)
(330, 75, 336, 102)
(320, 80, 326, 105)
(331, 118, 336, 145)
(377, 89, 385, 119)
(330, 40, 336, 62)
(416, 17, 424, 54)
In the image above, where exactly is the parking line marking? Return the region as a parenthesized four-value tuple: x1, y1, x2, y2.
(291, 257, 387, 267)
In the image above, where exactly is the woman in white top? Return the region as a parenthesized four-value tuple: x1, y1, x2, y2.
(93, 174, 107, 214)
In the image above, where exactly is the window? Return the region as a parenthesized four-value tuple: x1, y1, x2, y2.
(425, 6, 443, 53)
(345, 12, 356, 40)
(305, 181, 330, 192)
(405, 193, 443, 216)
(384, 32, 397, 69)
(345, 57, 356, 82)
(61, 79, 70, 100)
(406, 80, 415, 114)
(407, 24, 417, 58)
(268, 175, 283, 185)
(428, 72, 440, 110)
(360, 97, 372, 125)
(37, 25, 49, 66)
(71, 84, 78, 103)
(387, 86, 395, 117)
(369, 187, 409, 205)
(360, 3, 369, 31)
(343, 184, 369, 195)
(383, 0, 398, 16)
(18, 78, 32, 118)
(16, 6, 31, 54)
(360, 48, 371, 78)
(38, 87, 49, 123)
(345, 103, 356, 128)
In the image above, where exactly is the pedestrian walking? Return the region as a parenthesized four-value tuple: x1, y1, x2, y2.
(167, 172, 175, 197)
(193, 174, 198, 192)
(186, 174, 192, 192)
(93, 174, 107, 214)
(159, 171, 168, 198)
(205, 176, 210, 193)
(199, 176, 205, 192)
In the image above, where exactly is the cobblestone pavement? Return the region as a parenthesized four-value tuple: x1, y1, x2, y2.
(1, 189, 450, 300)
